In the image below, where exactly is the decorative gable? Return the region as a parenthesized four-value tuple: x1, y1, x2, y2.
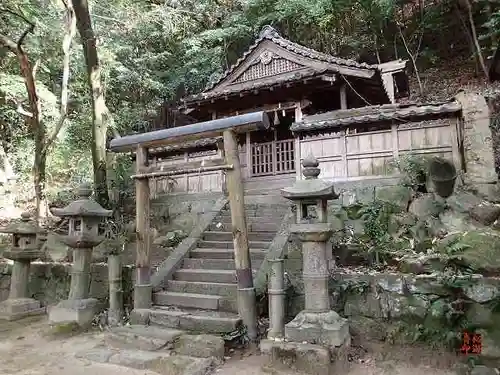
(233, 50, 304, 84)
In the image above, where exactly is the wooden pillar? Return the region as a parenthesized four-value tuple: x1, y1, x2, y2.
(184, 151, 189, 192)
(294, 103, 303, 180)
(340, 84, 348, 110)
(217, 139, 227, 195)
(223, 129, 258, 340)
(246, 132, 252, 178)
(134, 146, 152, 309)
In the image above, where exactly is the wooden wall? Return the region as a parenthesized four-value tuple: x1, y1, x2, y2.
(299, 117, 461, 181)
(149, 145, 249, 196)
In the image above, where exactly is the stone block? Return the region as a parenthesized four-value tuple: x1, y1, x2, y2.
(108, 349, 170, 369)
(129, 308, 151, 325)
(173, 334, 225, 359)
(260, 339, 331, 375)
(106, 325, 183, 351)
(285, 310, 350, 349)
(149, 355, 214, 375)
(75, 347, 116, 363)
(48, 298, 98, 327)
(471, 366, 500, 375)
(0, 298, 45, 321)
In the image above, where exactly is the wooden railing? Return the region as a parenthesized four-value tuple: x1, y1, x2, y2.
(251, 139, 295, 176)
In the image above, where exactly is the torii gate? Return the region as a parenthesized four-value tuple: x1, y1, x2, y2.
(109, 111, 270, 340)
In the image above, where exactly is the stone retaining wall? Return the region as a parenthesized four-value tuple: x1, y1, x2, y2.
(0, 261, 134, 309)
(284, 268, 500, 356)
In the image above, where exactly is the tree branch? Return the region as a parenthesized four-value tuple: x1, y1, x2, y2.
(43, 0, 77, 152)
(0, 7, 35, 48)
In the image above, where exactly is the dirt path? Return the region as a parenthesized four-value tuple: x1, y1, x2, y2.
(0, 318, 458, 375)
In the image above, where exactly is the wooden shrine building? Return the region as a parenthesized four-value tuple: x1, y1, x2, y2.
(147, 25, 463, 196)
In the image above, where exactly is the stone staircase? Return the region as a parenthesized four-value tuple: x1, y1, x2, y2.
(146, 202, 290, 334)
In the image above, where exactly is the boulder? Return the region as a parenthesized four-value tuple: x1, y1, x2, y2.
(438, 231, 500, 273)
(446, 190, 483, 214)
(375, 186, 412, 212)
(474, 183, 500, 203)
(470, 203, 500, 226)
(440, 210, 474, 233)
(408, 194, 445, 218)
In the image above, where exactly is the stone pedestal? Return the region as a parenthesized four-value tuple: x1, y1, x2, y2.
(49, 183, 112, 327)
(0, 298, 45, 321)
(285, 310, 350, 348)
(0, 213, 46, 321)
(49, 298, 98, 326)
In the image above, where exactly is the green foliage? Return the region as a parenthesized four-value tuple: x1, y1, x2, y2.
(0, 0, 497, 212)
(357, 199, 401, 265)
(392, 154, 430, 190)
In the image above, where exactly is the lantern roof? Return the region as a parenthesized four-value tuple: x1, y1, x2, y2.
(0, 212, 42, 235)
(51, 183, 113, 218)
(281, 155, 338, 201)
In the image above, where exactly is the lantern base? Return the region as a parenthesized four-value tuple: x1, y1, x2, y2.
(49, 298, 98, 327)
(285, 310, 350, 349)
(0, 298, 45, 321)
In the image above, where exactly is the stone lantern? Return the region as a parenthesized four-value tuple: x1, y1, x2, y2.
(0, 212, 45, 320)
(281, 155, 350, 349)
(49, 183, 112, 326)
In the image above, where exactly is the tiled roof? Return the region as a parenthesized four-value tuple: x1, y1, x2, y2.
(184, 68, 328, 102)
(181, 26, 383, 104)
(290, 101, 462, 132)
(203, 26, 375, 93)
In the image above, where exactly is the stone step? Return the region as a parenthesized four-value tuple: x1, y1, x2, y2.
(197, 240, 271, 249)
(202, 231, 275, 242)
(207, 222, 280, 232)
(182, 258, 264, 270)
(189, 248, 267, 259)
(105, 325, 184, 351)
(221, 205, 289, 211)
(149, 307, 242, 334)
(216, 215, 284, 224)
(153, 291, 221, 310)
(75, 346, 214, 374)
(174, 269, 237, 284)
(219, 210, 288, 217)
(166, 280, 237, 297)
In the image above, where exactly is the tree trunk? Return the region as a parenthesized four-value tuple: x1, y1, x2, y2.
(73, 0, 110, 208)
(0, 5, 75, 223)
(464, 0, 489, 78)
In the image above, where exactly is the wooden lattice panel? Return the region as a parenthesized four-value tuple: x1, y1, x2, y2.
(234, 58, 302, 83)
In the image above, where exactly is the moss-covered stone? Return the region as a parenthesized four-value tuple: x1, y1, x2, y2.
(375, 186, 412, 212)
(408, 194, 445, 218)
(438, 231, 500, 273)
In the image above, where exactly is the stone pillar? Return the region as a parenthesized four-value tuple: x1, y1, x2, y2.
(48, 183, 112, 327)
(268, 258, 285, 339)
(302, 237, 330, 312)
(0, 212, 46, 321)
(455, 91, 497, 184)
(10, 261, 30, 299)
(68, 248, 92, 300)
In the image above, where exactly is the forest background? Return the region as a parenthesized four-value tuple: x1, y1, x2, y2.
(0, 0, 499, 219)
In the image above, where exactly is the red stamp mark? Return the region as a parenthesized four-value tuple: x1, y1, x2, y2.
(461, 331, 482, 355)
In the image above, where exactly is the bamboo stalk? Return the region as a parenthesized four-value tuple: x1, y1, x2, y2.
(107, 253, 123, 326)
